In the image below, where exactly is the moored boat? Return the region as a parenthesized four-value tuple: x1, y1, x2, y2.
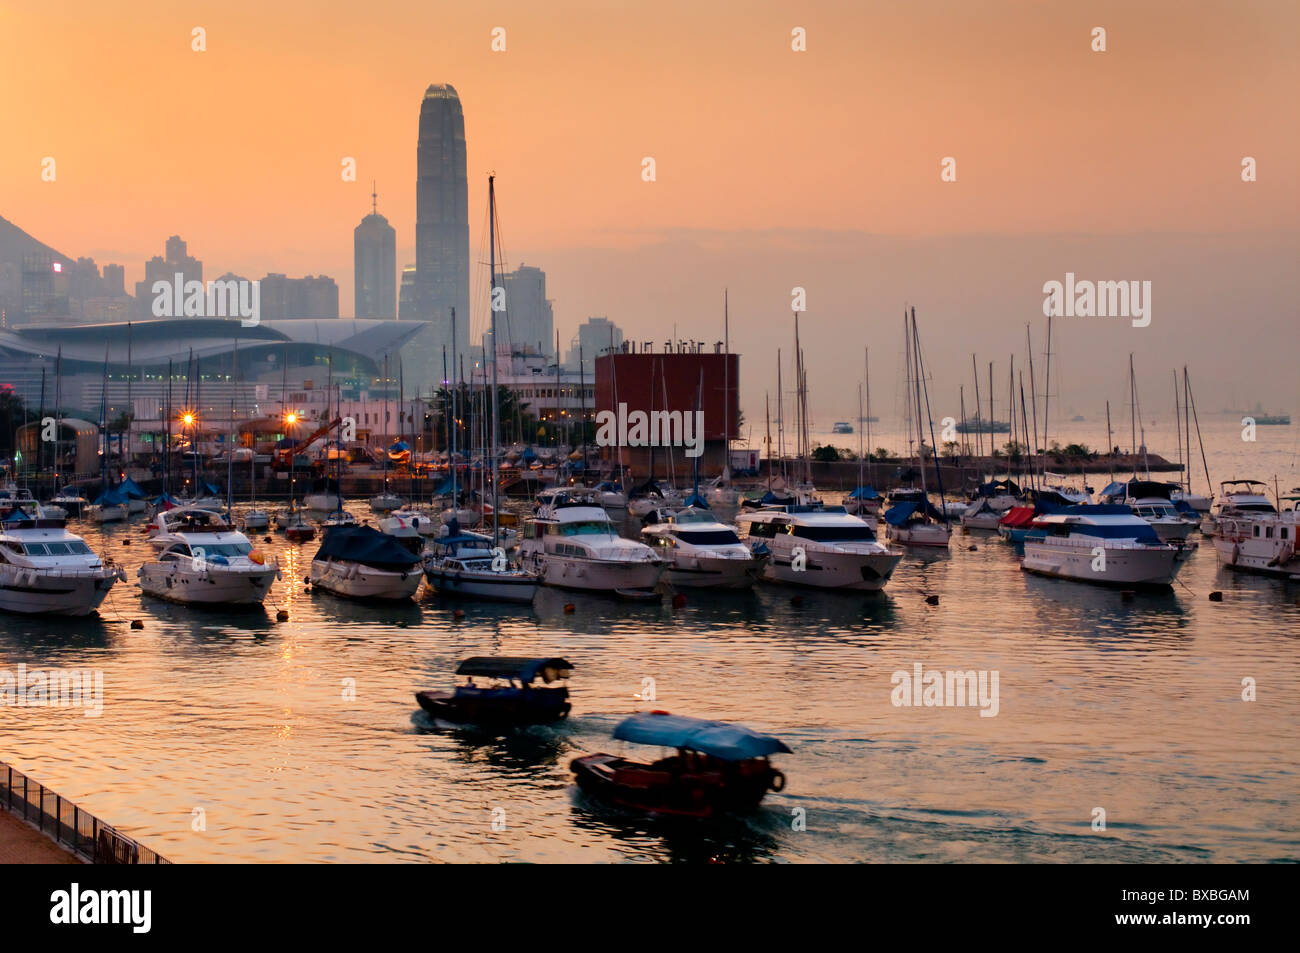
(0, 513, 125, 616)
(1020, 504, 1183, 587)
(423, 527, 540, 603)
(641, 506, 766, 589)
(138, 509, 279, 605)
(736, 501, 902, 591)
(518, 491, 662, 594)
(309, 524, 422, 600)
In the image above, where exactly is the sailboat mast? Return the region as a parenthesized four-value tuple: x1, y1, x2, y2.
(971, 355, 982, 461)
(776, 350, 785, 482)
(1174, 370, 1184, 492)
(488, 174, 501, 546)
(864, 346, 872, 484)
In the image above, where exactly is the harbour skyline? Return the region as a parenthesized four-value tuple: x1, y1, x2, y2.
(2, 1, 1296, 421)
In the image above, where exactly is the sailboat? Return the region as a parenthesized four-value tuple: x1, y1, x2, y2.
(85, 349, 128, 523)
(844, 348, 880, 517)
(369, 354, 405, 513)
(423, 176, 540, 602)
(884, 308, 952, 548)
(709, 290, 742, 505)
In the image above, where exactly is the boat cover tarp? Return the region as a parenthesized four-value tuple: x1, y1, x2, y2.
(94, 486, 128, 505)
(884, 498, 947, 525)
(1126, 480, 1175, 500)
(455, 657, 573, 682)
(119, 477, 147, 499)
(1099, 482, 1128, 500)
(682, 491, 710, 509)
(2, 507, 33, 523)
(613, 712, 791, 761)
(975, 479, 1021, 498)
(999, 506, 1037, 527)
(388, 440, 410, 452)
(313, 525, 420, 569)
(1173, 499, 1197, 515)
(848, 486, 880, 500)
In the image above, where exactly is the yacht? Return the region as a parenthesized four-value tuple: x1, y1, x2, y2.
(736, 502, 903, 591)
(593, 480, 628, 512)
(309, 524, 423, 600)
(959, 498, 1003, 530)
(843, 486, 881, 517)
(1205, 479, 1277, 536)
(1213, 498, 1299, 580)
(640, 507, 767, 589)
(883, 489, 953, 548)
(628, 479, 682, 518)
(518, 491, 662, 594)
(139, 508, 279, 605)
(831, 422, 853, 434)
(1021, 505, 1183, 587)
(1097, 480, 1194, 542)
(0, 512, 125, 615)
(423, 528, 540, 603)
(242, 509, 271, 531)
(369, 491, 404, 514)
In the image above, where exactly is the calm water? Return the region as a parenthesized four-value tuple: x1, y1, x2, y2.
(1, 418, 1297, 863)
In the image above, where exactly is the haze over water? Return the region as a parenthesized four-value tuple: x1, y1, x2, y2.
(1, 420, 1295, 863)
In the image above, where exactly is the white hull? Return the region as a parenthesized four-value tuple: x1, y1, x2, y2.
(886, 523, 952, 548)
(1213, 527, 1300, 579)
(86, 504, 128, 523)
(139, 563, 277, 605)
(0, 566, 121, 616)
(127, 498, 146, 514)
(520, 551, 661, 592)
(663, 553, 763, 589)
(960, 513, 1002, 531)
(423, 565, 539, 603)
(1022, 540, 1180, 586)
(761, 541, 901, 591)
(369, 494, 404, 513)
(303, 493, 343, 512)
(243, 511, 271, 530)
(309, 559, 422, 600)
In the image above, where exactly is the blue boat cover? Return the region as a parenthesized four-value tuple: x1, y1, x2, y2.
(682, 491, 710, 509)
(2, 507, 32, 523)
(1173, 499, 1196, 515)
(884, 501, 918, 526)
(151, 493, 179, 505)
(848, 486, 880, 500)
(388, 440, 410, 452)
(119, 477, 147, 499)
(520, 447, 537, 461)
(454, 657, 573, 681)
(94, 486, 128, 505)
(313, 525, 420, 569)
(613, 712, 791, 761)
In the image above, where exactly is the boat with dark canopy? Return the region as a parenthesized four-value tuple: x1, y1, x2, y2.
(571, 711, 790, 817)
(415, 657, 574, 726)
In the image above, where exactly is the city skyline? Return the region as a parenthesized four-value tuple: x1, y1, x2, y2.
(2, 0, 1296, 419)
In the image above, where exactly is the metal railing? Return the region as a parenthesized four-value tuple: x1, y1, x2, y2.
(0, 762, 170, 864)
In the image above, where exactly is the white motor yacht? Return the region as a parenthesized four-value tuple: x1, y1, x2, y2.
(0, 513, 125, 615)
(736, 502, 902, 591)
(518, 491, 662, 594)
(139, 508, 279, 605)
(641, 506, 766, 589)
(1097, 480, 1194, 542)
(1021, 505, 1182, 587)
(1213, 496, 1299, 580)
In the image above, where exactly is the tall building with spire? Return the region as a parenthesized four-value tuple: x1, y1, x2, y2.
(415, 84, 469, 357)
(354, 184, 396, 318)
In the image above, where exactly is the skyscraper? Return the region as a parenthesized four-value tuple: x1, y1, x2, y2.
(354, 185, 396, 318)
(415, 84, 469, 357)
(499, 263, 554, 358)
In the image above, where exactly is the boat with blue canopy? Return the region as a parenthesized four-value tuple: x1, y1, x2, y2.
(570, 711, 790, 817)
(415, 656, 573, 726)
(309, 524, 423, 600)
(1021, 504, 1183, 587)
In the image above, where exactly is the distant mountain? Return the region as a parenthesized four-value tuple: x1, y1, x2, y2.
(0, 214, 72, 268)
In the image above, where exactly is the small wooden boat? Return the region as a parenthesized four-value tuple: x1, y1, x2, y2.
(571, 712, 790, 818)
(415, 657, 573, 726)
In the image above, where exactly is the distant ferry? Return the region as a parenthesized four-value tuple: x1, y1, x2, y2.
(956, 420, 1011, 434)
(832, 422, 853, 434)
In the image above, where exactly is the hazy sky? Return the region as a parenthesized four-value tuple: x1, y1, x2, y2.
(3, 0, 1296, 428)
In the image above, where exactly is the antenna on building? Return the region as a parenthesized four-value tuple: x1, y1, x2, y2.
(371, 181, 378, 215)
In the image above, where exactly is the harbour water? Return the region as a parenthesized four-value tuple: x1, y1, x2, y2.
(1, 418, 1296, 863)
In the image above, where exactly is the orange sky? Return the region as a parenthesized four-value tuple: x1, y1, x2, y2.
(2, 0, 1297, 415)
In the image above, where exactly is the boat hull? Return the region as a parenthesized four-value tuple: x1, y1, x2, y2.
(1021, 540, 1180, 587)
(520, 551, 662, 593)
(0, 567, 120, 616)
(886, 523, 952, 548)
(309, 559, 422, 600)
(570, 753, 781, 818)
(663, 553, 764, 589)
(415, 690, 568, 725)
(423, 566, 540, 603)
(138, 564, 277, 605)
(762, 544, 902, 591)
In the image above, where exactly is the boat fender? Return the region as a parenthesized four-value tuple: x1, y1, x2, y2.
(1230, 543, 1240, 566)
(769, 770, 786, 792)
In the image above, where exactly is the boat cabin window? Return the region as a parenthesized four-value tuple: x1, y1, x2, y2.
(560, 520, 614, 537)
(1265, 526, 1274, 538)
(674, 529, 741, 545)
(21, 541, 93, 556)
(1254, 525, 1261, 537)
(1282, 528, 1289, 540)
(188, 542, 252, 557)
(744, 520, 780, 539)
(792, 525, 878, 543)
